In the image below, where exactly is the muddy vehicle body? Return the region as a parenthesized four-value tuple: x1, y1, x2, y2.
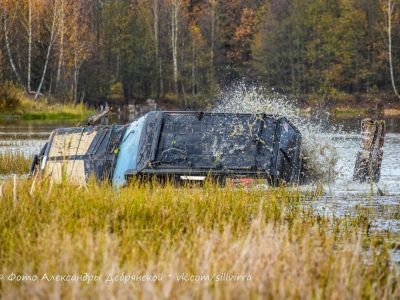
(32, 111, 302, 187)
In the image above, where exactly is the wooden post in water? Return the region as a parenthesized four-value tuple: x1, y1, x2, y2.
(353, 118, 385, 183)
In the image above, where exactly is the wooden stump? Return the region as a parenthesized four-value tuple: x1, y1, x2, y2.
(353, 118, 385, 183)
(87, 107, 110, 126)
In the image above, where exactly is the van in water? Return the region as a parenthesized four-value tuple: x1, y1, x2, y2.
(31, 111, 302, 187)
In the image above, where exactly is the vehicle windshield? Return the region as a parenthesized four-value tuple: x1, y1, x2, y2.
(112, 115, 146, 188)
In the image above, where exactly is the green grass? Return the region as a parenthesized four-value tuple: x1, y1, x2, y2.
(18, 99, 94, 120)
(331, 107, 369, 118)
(0, 82, 94, 121)
(0, 151, 31, 174)
(20, 111, 91, 121)
(0, 178, 398, 299)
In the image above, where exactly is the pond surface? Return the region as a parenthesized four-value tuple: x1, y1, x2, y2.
(0, 120, 78, 156)
(316, 117, 400, 231)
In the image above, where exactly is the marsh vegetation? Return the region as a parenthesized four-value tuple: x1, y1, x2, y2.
(0, 151, 31, 175)
(0, 176, 398, 299)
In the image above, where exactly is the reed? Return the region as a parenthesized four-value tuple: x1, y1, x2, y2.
(0, 151, 31, 174)
(0, 178, 398, 299)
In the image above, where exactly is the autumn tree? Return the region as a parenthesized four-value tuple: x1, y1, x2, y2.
(1, 0, 400, 105)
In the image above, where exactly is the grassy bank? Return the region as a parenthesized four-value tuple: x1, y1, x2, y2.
(299, 92, 400, 119)
(330, 107, 369, 118)
(0, 82, 94, 121)
(18, 100, 93, 121)
(330, 106, 400, 119)
(0, 178, 398, 299)
(0, 151, 31, 174)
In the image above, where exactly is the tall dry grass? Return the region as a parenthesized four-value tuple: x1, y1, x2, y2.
(0, 178, 398, 299)
(0, 151, 31, 174)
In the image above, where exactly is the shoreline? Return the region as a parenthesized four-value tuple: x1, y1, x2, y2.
(298, 106, 400, 119)
(0, 112, 93, 121)
(1, 96, 399, 122)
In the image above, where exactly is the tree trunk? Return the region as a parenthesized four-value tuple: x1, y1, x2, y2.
(171, 0, 179, 101)
(192, 35, 195, 101)
(153, 0, 162, 99)
(47, 71, 53, 100)
(210, 0, 216, 94)
(27, 0, 32, 92)
(181, 80, 186, 106)
(56, 0, 64, 91)
(2, 11, 24, 87)
(388, 0, 400, 99)
(35, 0, 58, 100)
(73, 50, 79, 104)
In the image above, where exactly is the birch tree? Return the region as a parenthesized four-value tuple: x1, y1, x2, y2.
(170, 0, 179, 99)
(209, 0, 216, 94)
(190, 23, 203, 99)
(192, 29, 195, 100)
(2, 4, 24, 87)
(27, 0, 32, 92)
(387, 0, 400, 99)
(55, 0, 65, 91)
(153, 0, 163, 98)
(69, 0, 92, 103)
(22, 0, 44, 93)
(34, 0, 59, 99)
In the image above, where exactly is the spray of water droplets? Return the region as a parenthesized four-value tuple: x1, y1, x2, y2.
(213, 83, 345, 183)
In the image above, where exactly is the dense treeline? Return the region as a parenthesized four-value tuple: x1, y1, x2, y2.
(0, 0, 399, 106)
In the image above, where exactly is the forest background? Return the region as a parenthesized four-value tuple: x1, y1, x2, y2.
(1, 0, 400, 110)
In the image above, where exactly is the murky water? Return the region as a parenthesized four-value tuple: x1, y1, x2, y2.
(318, 118, 400, 229)
(305, 116, 399, 264)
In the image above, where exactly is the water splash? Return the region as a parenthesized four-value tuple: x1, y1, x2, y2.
(213, 83, 344, 183)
